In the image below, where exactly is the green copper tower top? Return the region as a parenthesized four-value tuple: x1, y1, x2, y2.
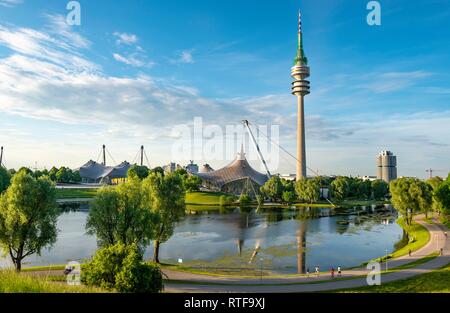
(294, 10, 308, 66)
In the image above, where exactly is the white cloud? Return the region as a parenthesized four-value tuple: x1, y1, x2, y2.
(113, 32, 138, 45)
(113, 53, 152, 68)
(170, 50, 195, 64)
(0, 0, 22, 7)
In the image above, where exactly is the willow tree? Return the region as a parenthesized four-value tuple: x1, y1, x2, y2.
(0, 171, 59, 271)
(142, 172, 185, 263)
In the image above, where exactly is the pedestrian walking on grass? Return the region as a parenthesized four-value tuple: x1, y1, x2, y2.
(306, 268, 310, 278)
(337, 266, 342, 277)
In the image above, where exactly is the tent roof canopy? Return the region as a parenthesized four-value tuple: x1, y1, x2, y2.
(195, 151, 269, 188)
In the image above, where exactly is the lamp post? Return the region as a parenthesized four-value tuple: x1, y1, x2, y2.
(385, 248, 388, 272)
(259, 258, 264, 281)
(435, 233, 439, 252)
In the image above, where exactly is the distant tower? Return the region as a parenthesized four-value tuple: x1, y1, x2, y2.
(376, 151, 397, 183)
(102, 145, 106, 166)
(291, 10, 310, 181)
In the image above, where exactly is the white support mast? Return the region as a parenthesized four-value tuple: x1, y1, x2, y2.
(242, 120, 271, 178)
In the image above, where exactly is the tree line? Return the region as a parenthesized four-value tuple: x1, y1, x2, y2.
(1, 166, 82, 184)
(259, 175, 390, 204)
(390, 174, 450, 226)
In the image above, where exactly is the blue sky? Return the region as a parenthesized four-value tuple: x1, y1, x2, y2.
(0, 0, 449, 178)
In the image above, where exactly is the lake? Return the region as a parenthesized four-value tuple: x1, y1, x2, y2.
(3, 204, 404, 274)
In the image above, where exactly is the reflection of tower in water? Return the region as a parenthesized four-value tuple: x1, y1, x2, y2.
(297, 220, 307, 274)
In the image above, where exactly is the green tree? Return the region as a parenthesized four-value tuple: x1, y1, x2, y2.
(0, 171, 59, 271)
(357, 180, 372, 199)
(260, 176, 283, 202)
(281, 179, 295, 193)
(390, 178, 432, 225)
(17, 167, 33, 175)
(127, 165, 150, 180)
(411, 180, 433, 219)
(72, 170, 82, 183)
(239, 193, 251, 206)
(219, 195, 236, 206)
(330, 177, 350, 201)
(142, 173, 185, 263)
(182, 175, 203, 193)
(0, 167, 11, 193)
(347, 177, 361, 197)
(152, 167, 165, 177)
(86, 178, 156, 247)
(372, 179, 389, 200)
(174, 168, 188, 177)
(427, 176, 444, 213)
(82, 243, 163, 293)
(282, 191, 297, 204)
(295, 178, 320, 203)
(435, 180, 450, 216)
(56, 167, 71, 183)
(48, 167, 58, 181)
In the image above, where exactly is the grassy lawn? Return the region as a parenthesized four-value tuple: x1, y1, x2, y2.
(185, 191, 230, 205)
(22, 264, 66, 272)
(55, 188, 98, 199)
(0, 270, 106, 293)
(337, 199, 390, 207)
(294, 202, 334, 208)
(389, 219, 430, 259)
(337, 264, 450, 293)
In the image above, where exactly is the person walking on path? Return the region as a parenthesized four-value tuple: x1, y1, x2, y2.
(409, 249, 412, 257)
(330, 267, 335, 279)
(337, 266, 342, 277)
(315, 266, 320, 277)
(306, 268, 310, 278)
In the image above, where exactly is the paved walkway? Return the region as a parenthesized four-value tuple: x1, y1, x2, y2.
(164, 215, 450, 293)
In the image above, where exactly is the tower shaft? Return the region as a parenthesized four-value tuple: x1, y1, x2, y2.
(297, 96, 307, 179)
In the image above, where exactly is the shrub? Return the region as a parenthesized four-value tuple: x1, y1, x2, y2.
(219, 195, 236, 206)
(239, 193, 251, 205)
(82, 243, 163, 293)
(256, 194, 264, 206)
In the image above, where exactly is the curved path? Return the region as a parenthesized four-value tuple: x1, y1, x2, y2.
(164, 215, 450, 293)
